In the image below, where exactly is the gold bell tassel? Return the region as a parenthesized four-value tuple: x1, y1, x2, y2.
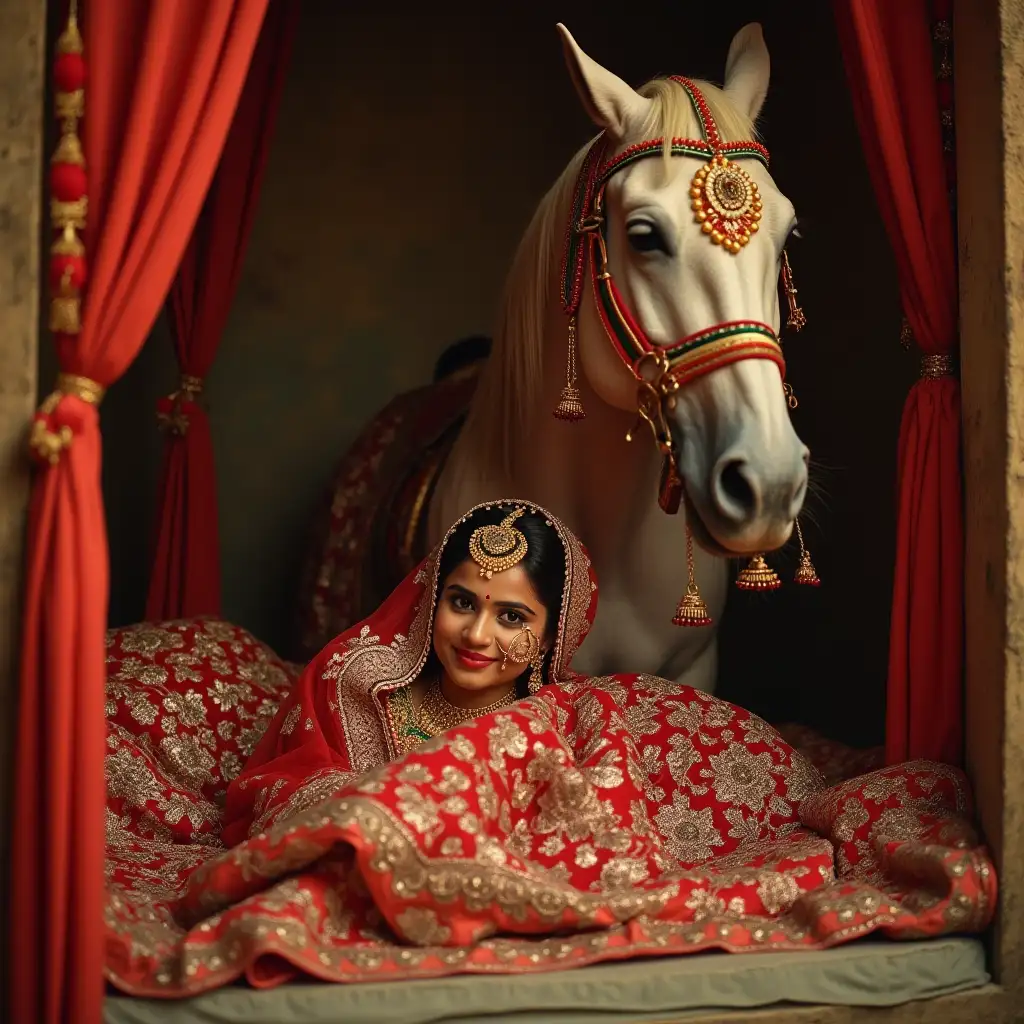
(735, 553, 781, 591)
(673, 524, 713, 626)
(781, 249, 807, 332)
(49, 267, 81, 335)
(553, 315, 586, 421)
(793, 519, 821, 586)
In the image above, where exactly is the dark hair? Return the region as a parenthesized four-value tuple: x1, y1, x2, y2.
(435, 504, 566, 696)
(432, 335, 492, 382)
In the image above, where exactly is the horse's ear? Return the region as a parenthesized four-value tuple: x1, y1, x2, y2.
(724, 22, 770, 123)
(556, 24, 650, 138)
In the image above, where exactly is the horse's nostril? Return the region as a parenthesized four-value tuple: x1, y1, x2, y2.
(718, 460, 757, 515)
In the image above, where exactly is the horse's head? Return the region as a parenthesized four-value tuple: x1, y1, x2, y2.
(559, 23, 808, 556)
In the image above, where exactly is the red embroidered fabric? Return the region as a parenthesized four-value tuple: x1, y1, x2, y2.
(104, 507, 994, 997)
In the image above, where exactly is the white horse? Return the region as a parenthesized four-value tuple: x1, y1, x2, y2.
(429, 22, 808, 693)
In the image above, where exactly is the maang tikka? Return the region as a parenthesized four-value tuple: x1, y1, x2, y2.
(469, 506, 529, 579)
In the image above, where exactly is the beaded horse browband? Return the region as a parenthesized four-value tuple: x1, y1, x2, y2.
(552, 76, 817, 625)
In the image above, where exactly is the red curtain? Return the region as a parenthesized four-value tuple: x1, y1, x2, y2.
(11, 3, 270, 1022)
(146, 2, 298, 621)
(833, 0, 962, 765)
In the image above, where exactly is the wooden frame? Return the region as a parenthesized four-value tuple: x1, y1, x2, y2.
(0, 0, 46, 1012)
(0, 0, 1020, 1020)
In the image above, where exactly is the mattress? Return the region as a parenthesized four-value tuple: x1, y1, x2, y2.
(104, 936, 989, 1024)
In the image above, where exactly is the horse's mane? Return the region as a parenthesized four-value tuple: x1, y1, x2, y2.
(461, 76, 758, 479)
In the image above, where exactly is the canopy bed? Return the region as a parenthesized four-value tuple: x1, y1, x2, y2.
(0, 1, 1020, 1023)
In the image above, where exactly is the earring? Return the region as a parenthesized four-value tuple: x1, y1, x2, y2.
(553, 315, 586, 421)
(781, 249, 806, 332)
(497, 625, 540, 671)
(528, 653, 545, 695)
(673, 523, 713, 627)
(793, 518, 821, 586)
(735, 553, 781, 591)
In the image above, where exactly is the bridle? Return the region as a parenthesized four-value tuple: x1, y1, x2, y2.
(560, 77, 796, 513)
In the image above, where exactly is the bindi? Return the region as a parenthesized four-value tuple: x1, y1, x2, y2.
(485, 594, 490, 601)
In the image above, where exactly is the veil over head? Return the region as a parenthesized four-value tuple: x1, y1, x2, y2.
(222, 500, 597, 845)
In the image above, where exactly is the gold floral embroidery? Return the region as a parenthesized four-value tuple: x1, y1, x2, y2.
(705, 743, 778, 811)
(255, 768, 358, 836)
(102, 552, 992, 997)
(666, 732, 702, 784)
(755, 871, 802, 914)
(395, 907, 452, 945)
(655, 792, 725, 864)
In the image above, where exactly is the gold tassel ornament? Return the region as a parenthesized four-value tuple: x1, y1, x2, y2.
(673, 524, 713, 627)
(553, 316, 586, 421)
(793, 519, 821, 586)
(735, 553, 781, 591)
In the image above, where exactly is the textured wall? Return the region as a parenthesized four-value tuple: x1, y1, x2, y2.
(0, 0, 46, 1001)
(102, 1, 910, 745)
(958, 0, 1024, 996)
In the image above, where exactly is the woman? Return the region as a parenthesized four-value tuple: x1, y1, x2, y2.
(104, 499, 992, 998)
(221, 499, 595, 846)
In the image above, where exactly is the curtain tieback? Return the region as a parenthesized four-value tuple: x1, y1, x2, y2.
(921, 353, 955, 379)
(29, 372, 105, 466)
(157, 374, 205, 436)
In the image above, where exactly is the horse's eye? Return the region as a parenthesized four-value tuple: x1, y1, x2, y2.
(627, 220, 669, 255)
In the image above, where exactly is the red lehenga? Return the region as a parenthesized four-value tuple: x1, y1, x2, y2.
(104, 503, 995, 997)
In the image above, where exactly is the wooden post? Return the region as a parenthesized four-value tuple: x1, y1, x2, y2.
(0, 0, 46, 1010)
(957, 0, 1024, 1003)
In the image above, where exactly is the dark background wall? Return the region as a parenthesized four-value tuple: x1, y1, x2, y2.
(84, 0, 912, 747)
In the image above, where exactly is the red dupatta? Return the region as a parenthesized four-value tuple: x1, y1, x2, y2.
(105, 502, 993, 996)
(222, 499, 598, 847)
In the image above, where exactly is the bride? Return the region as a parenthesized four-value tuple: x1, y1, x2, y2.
(222, 499, 594, 845)
(103, 497, 991, 997)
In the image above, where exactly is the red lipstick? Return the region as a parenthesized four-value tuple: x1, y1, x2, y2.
(454, 647, 497, 670)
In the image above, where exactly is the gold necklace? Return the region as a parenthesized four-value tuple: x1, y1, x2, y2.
(416, 677, 516, 737)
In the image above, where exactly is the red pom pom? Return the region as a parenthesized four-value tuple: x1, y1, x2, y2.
(50, 162, 87, 202)
(50, 253, 87, 291)
(54, 52, 86, 93)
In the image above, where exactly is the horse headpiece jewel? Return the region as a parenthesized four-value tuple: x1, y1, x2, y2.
(552, 76, 817, 626)
(468, 505, 545, 694)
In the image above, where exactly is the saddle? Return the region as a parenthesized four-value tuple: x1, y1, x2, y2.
(294, 365, 480, 660)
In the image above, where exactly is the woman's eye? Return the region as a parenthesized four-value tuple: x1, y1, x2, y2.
(499, 611, 524, 626)
(627, 220, 669, 255)
(451, 595, 472, 611)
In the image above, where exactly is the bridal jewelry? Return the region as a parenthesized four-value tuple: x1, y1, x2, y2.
(496, 623, 546, 695)
(496, 624, 540, 670)
(469, 506, 529, 579)
(417, 677, 516, 736)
